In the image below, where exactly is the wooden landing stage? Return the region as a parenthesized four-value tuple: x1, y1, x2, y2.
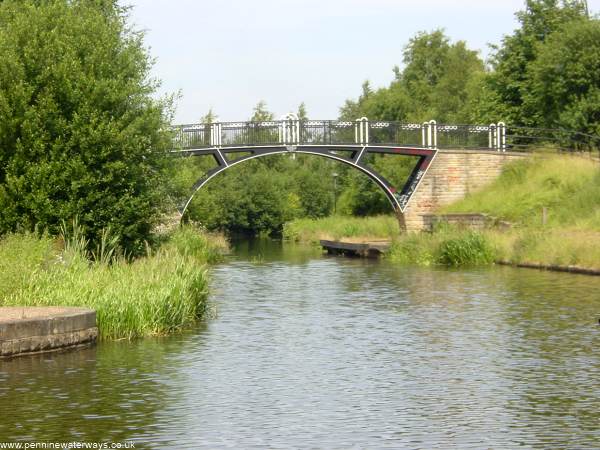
(320, 240, 391, 258)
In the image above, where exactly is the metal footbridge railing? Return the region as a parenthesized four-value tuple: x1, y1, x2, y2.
(170, 114, 600, 155)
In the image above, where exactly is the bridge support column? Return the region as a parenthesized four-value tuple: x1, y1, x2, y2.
(402, 149, 528, 232)
(395, 209, 407, 234)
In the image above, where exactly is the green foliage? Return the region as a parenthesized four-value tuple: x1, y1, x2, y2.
(524, 19, 600, 134)
(250, 100, 274, 121)
(437, 232, 495, 266)
(334, 153, 416, 216)
(201, 109, 218, 124)
(283, 215, 497, 266)
(0, 228, 226, 340)
(340, 30, 485, 123)
(60, 217, 121, 264)
(444, 155, 600, 230)
(187, 159, 303, 235)
(0, 232, 56, 300)
(483, 0, 587, 125)
(340, 2, 599, 137)
(163, 224, 228, 264)
(387, 234, 437, 266)
(297, 102, 308, 121)
(338, 174, 391, 216)
(440, 153, 600, 269)
(283, 215, 399, 244)
(180, 146, 418, 235)
(0, 0, 172, 255)
(498, 228, 600, 267)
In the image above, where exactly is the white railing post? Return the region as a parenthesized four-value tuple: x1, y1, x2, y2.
(354, 117, 369, 145)
(422, 122, 428, 148)
(210, 123, 221, 147)
(489, 123, 497, 150)
(498, 122, 506, 152)
(279, 112, 299, 145)
(429, 120, 437, 149)
(278, 122, 283, 144)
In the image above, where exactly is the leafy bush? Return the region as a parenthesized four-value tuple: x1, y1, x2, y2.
(0, 0, 172, 255)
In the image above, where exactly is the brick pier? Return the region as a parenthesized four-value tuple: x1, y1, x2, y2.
(403, 149, 528, 232)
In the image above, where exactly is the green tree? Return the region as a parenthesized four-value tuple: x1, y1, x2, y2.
(250, 101, 274, 121)
(297, 102, 308, 121)
(188, 159, 304, 235)
(485, 0, 587, 125)
(201, 109, 218, 123)
(0, 0, 171, 254)
(339, 30, 484, 123)
(524, 18, 600, 134)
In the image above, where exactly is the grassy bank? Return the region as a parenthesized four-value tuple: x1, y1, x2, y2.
(0, 226, 228, 340)
(283, 215, 398, 244)
(444, 154, 600, 269)
(284, 216, 496, 266)
(283, 155, 600, 270)
(443, 155, 600, 230)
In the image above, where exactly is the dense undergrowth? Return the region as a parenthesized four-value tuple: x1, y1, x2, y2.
(284, 155, 600, 269)
(0, 225, 228, 340)
(387, 225, 496, 267)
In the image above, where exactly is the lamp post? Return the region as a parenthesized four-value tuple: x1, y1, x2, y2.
(332, 172, 338, 215)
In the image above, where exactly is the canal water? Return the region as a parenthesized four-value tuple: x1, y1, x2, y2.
(1, 239, 600, 448)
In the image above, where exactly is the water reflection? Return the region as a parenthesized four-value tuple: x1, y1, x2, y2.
(0, 335, 199, 446)
(1, 239, 599, 448)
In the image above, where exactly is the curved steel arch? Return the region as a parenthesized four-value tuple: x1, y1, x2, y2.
(177, 145, 437, 222)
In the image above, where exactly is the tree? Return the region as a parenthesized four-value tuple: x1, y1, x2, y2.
(250, 101, 274, 121)
(485, 0, 587, 125)
(339, 30, 484, 123)
(429, 41, 485, 122)
(401, 30, 451, 108)
(201, 109, 218, 123)
(525, 18, 600, 134)
(297, 102, 308, 121)
(0, 0, 172, 254)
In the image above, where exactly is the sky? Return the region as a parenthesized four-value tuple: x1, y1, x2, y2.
(128, 0, 599, 124)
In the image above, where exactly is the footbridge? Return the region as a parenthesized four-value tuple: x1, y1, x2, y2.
(170, 114, 599, 228)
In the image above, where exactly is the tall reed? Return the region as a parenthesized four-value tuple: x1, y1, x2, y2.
(0, 225, 227, 339)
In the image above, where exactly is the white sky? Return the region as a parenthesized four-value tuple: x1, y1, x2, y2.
(127, 0, 599, 123)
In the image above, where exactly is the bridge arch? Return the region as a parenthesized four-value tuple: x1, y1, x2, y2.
(178, 145, 437, 230)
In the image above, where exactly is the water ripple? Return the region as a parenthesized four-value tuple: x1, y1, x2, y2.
(1, 246, 600, 448)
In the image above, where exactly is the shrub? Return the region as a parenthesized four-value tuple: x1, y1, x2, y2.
(0, 228, 226, 340)
(437, 232, 496, 266)
(0, 0, 172, 255)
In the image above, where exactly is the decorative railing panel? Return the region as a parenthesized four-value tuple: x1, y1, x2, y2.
(170, 116, 599, 156)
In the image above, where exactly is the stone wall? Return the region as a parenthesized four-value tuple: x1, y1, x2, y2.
(0, 307, 98, 358)
(421, 213, 490, 231)
(403, 149, 528, 232)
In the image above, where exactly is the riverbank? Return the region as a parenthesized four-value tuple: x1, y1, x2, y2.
(0, 226, 228, 340)
(283, 155, 600, 270)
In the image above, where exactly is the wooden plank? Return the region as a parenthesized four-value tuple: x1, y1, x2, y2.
(319, 240, 391, 258)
